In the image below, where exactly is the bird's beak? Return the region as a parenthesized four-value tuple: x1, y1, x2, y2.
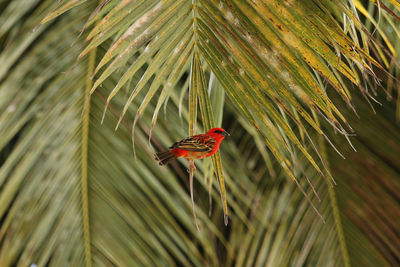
(222, 131, 230, 136)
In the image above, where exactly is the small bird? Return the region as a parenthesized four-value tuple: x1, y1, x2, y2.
(154, 128, 229, 165)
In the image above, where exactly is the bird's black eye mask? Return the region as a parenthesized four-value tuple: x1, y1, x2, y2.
(213, 130, 230, 136)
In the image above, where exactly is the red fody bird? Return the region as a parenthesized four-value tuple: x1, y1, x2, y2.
(155, 128, 229, 165)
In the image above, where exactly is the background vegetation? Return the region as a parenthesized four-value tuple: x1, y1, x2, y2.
(0, 0, 399, 266)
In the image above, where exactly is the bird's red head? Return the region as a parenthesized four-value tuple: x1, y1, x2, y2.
(206, 128, 230, 141)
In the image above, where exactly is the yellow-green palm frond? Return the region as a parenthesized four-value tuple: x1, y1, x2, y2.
(1, 0, 400, 266)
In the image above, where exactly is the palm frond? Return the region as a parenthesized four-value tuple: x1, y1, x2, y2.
(1, 0, 400, 266)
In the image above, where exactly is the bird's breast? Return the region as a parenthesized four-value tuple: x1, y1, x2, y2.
(186, 151, 209, 159)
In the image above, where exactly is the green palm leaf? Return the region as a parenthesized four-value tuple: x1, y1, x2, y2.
(1, 0, 399, 266)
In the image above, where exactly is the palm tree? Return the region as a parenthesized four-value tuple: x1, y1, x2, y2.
(1, 0, 399, 266)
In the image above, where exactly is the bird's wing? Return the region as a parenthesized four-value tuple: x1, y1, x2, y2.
(169, 134, 216, 152)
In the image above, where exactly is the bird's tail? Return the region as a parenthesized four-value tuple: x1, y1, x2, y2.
(154, 151, 177, 166)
